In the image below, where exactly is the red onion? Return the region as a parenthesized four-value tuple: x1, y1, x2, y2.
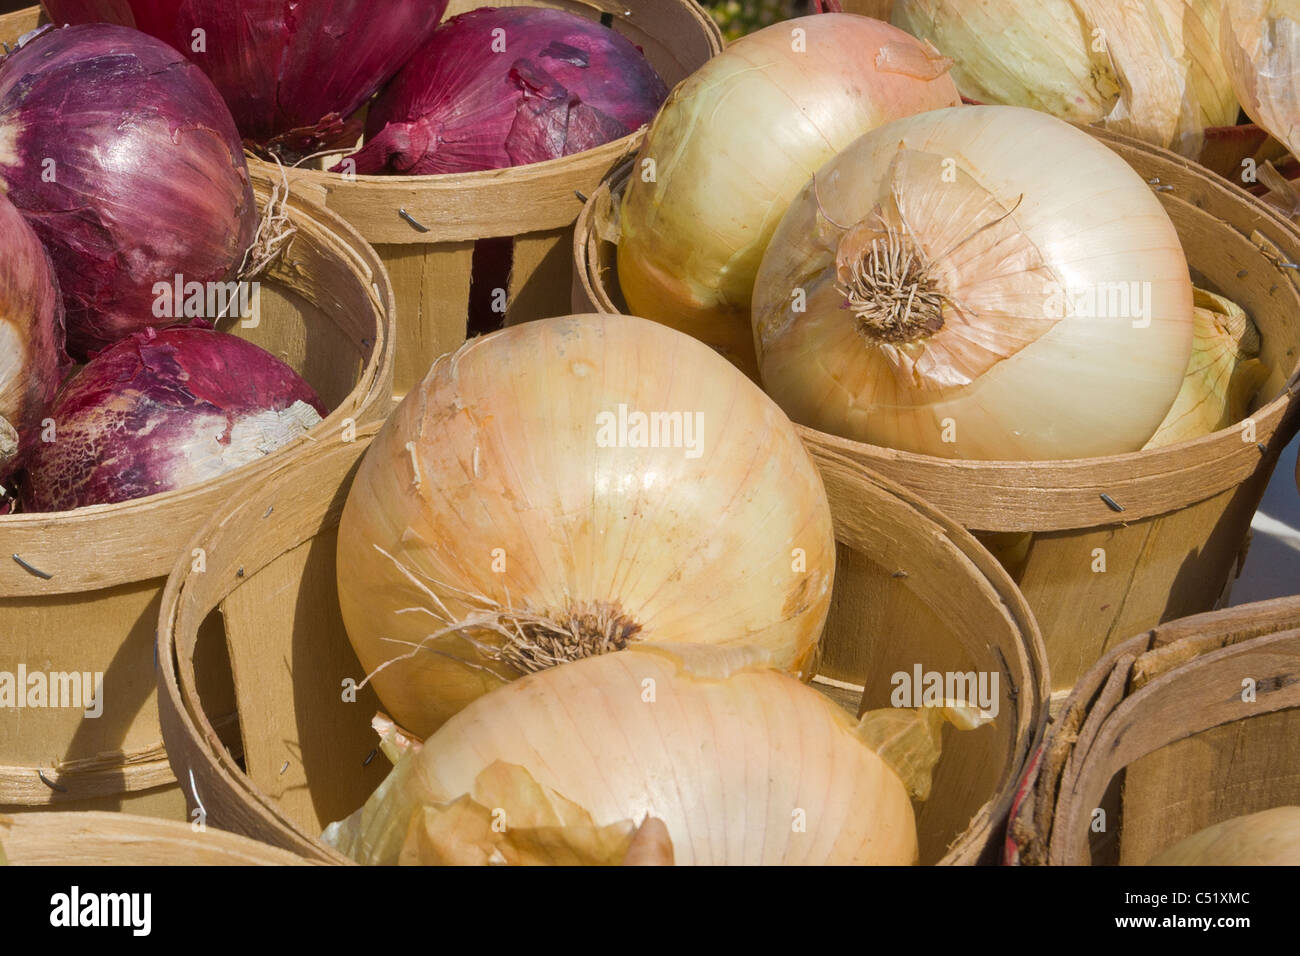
(0, 192, 67, 479)
(341, 8, 668, 175)
(0, 24, 257, 359)
(23, 325, 326, 512)
(43, 0, 451, 155)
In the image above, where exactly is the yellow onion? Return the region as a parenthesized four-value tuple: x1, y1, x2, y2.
(1147, 806, 1300, 865)
(617, 13, 960, 376)
(1222, 0, 1300, 159)
(891, 0, 1238, 157)
(752, 106, 1195, 461)
(323, 644, 982, 866)
(1144, 288, 1267, 448)
(336, 314, 836, 737)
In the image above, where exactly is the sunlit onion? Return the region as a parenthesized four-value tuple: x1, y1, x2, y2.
(43, 0, 450, 155)
(0, 192, 65, 478)
(23, 325, 325, 511)
(0, 24, 256, 358)
(616, 13, 960, 375)
(335, 314, 836, 737)
(341, 8, 667, 176)
(752, 106, 1194, 461)
(1147, 806, 1300, 865)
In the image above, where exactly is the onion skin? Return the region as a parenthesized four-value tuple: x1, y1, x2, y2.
(324, 645, 918, 866)
(753, 106, 1194, 461)
(42, 0, 450, 154)
(341, 8, 667, 176)
(1221, 0, 1300, 161)
(1147, 806, 1300, 865)
(336, 314, 836, 737)
(0, 191, 66, 478)
(616, 13, 960, 376)
(0, 24, 257, 359)
(22, 325, 325, 511)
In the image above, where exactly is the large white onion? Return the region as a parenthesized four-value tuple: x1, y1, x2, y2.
(336, 315, 836, 737)
(324, 644, 921, 866)
(752, 106, 1195, 461)
(617, 13, 961, 376)
(1147, 806, 1300, 865)
(1221, 0, 1300, 159)
(890, 0, 1238, 157)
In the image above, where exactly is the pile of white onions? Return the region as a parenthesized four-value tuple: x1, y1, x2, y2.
(889, 0, 1239, 157)
(617, 13, 960, 375)
(752, 105, 1195, 461)
(335, 314, 836, 738)
(1147, 806, 1300, 864)
(325, 644, 982, 865)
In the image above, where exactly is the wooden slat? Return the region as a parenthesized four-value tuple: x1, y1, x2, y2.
(507, 227, 579, 326)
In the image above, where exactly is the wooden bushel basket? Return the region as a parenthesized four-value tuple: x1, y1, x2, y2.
(246, 0, 722, 398)
(575, 129, 1300, 696)
(156, 412, 1047, 865)
(0, 171, 396, 817)
(0, 812, 312, 865)
(1006, 596, 1300, 865)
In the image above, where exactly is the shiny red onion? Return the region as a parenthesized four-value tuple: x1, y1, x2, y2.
(23, 325, 326, 512)
(43, 0, 451, 155)
(0, 192, 67, 480)
(0, 24, 257, 359)
(341, 8, 669, 175)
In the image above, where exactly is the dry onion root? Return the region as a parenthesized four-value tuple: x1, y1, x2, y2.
(752, 105, 1195, 461)
(1146, 806, 1300, 865)
(336, 314, 837, 737)
(323, 644, 989, 866)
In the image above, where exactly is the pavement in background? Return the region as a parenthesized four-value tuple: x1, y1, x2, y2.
(1230, 434, 1300, 605)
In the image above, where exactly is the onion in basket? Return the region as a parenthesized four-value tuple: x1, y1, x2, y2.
(616, 13, 961, 375)
(1146, 806, 1300, 865)
(335, 314, 836, 737)
(324, 644, 984, 865)
(0, 192, 66, 479)
(752, 106, 1195, 461)
(0, 24, 257, 359)
(22, 325, 325, 512)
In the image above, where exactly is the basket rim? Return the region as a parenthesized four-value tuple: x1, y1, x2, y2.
(578, 127, 1300, 530)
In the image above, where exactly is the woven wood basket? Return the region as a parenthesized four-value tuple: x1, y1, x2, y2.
(240, 0, 722, 398)
(1005, 596, 1300, 865)
(575, 129, 1300, 696)
(0, 811, 312, 865)
(0, 167, 396, 816)
(155, 398, 1047, 866)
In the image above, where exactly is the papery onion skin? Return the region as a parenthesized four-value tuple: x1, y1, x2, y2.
(0, 24, 257, 359)
(616, 13, 961, 376)
(340, 8, 667, 176)
(753, 106, 1194, 461)
(324, 644, 918, 866)
(42, 0, 450, 154)
(335, 314, 837, 738)
(0, 192, 66, 478)
(1146, 806, 1300, 865)
(890, 0, 1238, 157)
(22, 325, 325, 511)
(1221, 0, 1300, 160)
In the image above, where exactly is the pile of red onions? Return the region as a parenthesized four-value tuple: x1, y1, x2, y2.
(0, 193, 66, 480)
(43, 0, 450, 155)
(342, 7, 669, 175)
(0, 24, 256, 359)
(22, 325, 325, 512)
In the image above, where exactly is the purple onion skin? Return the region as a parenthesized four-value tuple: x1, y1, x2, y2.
(0, 192, 68, 478)
(0, 24, 257, 359)
(23, 325, 327, 512)
(341, 8, 669, 175)
(43, 0, 451, 154)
